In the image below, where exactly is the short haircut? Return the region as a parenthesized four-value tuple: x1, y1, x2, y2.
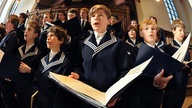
(139, 19, 158, 31)
(171, 19, 185, 30)
(31, 15, 40, 22)
(58, 11, 66, 17)
(80, 8, 89, 14)
(48, 26, 68, 44)
(127, 25, 137, 32)
(89, 4, 111, 19)
(149, 16, 157, 23)
(44, 11, 54, 20)
(130, 19, 137, 24)
(68, 8, 79, 16)
(20, 13, 28, 20)
(27, 21, 40, 36)
(8, 14, 19, 29)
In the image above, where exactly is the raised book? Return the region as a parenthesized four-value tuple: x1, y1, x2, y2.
(172, 32, 191, 62)
(135, 32, 191, 76)
(135, 43, 185, 76)
(48, 57, 153, 108)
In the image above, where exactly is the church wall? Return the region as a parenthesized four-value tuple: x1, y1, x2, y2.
(135, 0, 171, 31)
(14, 0, 35, 15)
(135, 0, 192, 33)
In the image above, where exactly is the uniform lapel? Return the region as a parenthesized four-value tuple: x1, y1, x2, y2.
(18, 45, 39, 60)
(171, 40, 180, 49)
(41, 52, 65, 73)
(84, 32, 117, 57)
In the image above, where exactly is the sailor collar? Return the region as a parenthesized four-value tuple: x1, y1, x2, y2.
(84, 32, 117, 57)
(170, 40, 181, 49)
(18, 45, 38, 60)
(41, 52, 65, 73)
(156, 41, 165, 48)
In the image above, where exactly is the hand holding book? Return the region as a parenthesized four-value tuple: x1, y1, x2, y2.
(135, 32, 191, 77)
(153, 69, 173, 89)
(49, 57, 153, 108)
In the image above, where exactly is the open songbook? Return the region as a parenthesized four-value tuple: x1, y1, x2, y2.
(172, 32, 191, 62)
(135, 32, 191, 76)
(48, 57, 153, 108)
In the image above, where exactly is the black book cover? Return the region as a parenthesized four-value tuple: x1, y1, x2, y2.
(64, 16, 81, 38)
(135, 43, 184, 77)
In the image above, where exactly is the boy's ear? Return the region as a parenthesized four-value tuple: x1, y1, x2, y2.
(172, 29, 175, 35)
(59, 38, 64, 44)
(34, 33, 38, 38)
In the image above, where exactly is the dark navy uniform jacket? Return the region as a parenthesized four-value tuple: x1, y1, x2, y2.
(0, 30, 19, 54)
(32, 51, 72, 108)
(15, 44, 42, 92)
(37, 24, 52, 56)
(163, 40, 190, 61)
(122, 42, 165, 108)
(81, 31, 135, 92)
(14, 44, 42, 108)
(161, 40, 190, 108)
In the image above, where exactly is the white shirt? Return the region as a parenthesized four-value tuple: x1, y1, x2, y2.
(94, 31, 107, 45)
(131, 39, 136, 45)
(145, 41, 155, 48)
(49, 51, 59, 62)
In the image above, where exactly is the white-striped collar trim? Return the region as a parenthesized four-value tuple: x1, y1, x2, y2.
(41, 52, 65, 73)
(84, 34, 117, 57)
(18, 45, 39, 60)
(170, 41, 180, 49)
(157, 41, 165, 48)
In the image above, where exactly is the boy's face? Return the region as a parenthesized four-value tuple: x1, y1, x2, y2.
(90, 9, 109, 33)
(42, 14, 52, 25)
(24, 25, 37, 42)
(173, 26, 185, 42)
(140, 24, 157, 45)
(6, 19, 14, 33)
(46, 32, 63, 50)
(150, 18, 157, 24)
(80, 10, 88, 20)
(131, 21, 138, 28)
(19, 15, 24, 23)
(128, 29, 136, 39)
(58, 13, 65, 21)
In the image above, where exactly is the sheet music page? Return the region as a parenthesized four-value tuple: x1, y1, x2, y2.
(172, 32, 191, 62)
(49, 73, 106, 105)
(49, 57, 152, 106)
(105, 57, 153, 103)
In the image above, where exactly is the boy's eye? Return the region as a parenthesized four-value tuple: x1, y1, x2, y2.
(48, 33, 55, 37)
(28, 28, 31, 31)
(50, 34, 54, 37)
(26, 28, 31, 32)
